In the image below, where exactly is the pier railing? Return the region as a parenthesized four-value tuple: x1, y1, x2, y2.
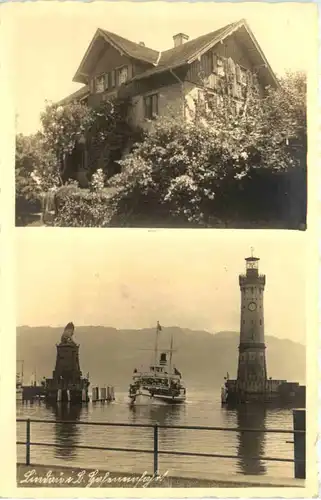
(16, 410, 305, 480)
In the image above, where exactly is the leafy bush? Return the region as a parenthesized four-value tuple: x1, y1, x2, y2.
(52, 180, 117, 227)
(108, 72, 306, 227)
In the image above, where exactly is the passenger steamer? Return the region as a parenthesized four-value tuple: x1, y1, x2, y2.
(128, 323, 186, 405)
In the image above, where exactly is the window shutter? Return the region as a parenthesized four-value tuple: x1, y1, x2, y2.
(232, 79, 238, 98)
(227, 57, 236, 74)
(202, 52, 211, 74)
(235, 64, 241, 83)
(212, 52, 218, 74)
(118, 66, 128, 85)
(104, 73, 109, 90)
(95, 76, 104, 93)
(111, 70, 116, 87)
(152, 94, 158, 116)
(208, 73, 216, 89)
(223, 57, 228, 75)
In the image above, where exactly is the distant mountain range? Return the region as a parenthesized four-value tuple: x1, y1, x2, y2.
(16, 326, 305, 390)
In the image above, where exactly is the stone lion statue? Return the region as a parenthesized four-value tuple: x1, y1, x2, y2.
(61, 322, 75, 343)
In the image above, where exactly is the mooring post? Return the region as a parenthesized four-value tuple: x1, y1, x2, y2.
(153, 424, 159, 476)
(26, 419, 31, 466)
(293, 409, 306, 479)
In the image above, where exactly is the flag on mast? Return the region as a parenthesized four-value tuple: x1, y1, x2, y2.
(156, 321, 162, 332)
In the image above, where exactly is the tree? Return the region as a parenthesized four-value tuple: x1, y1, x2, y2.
(108, 71, 307, 227)
(40, 97, 137, 185)
(15, 132, 59, 200)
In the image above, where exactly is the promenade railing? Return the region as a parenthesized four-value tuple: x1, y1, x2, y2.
(16, 409, 306, 480)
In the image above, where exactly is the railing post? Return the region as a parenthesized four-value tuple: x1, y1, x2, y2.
(26, 419, 31, 466)
(153, 424, 158, 476)
(293, 409, 305, 479)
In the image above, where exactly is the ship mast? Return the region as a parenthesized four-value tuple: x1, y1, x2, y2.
(154, 321, 160, 368)
(169, 335, 173, 373)
(169, 335, 174, 384)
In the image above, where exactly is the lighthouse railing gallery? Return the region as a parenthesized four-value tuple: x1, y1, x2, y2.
(17, 410, 306, 481)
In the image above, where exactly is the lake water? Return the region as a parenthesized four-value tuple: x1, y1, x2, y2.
(17, 391, 294, 480)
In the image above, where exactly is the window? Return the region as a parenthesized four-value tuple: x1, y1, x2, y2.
(111, 70, 116, 88)
(144, 93, 158, 119)
(95, 75, 105, 94)
(118, 66, 128, 85)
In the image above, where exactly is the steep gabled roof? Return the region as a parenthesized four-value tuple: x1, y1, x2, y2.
(131, 19, 278, 88)
(73, 28, 159, 83)
(99, 29, 159, 65)
(159, 21, 238, 70)
(73, 19, 278, 88)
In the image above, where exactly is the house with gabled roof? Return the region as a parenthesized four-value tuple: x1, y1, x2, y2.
(59, 19, 278, 184)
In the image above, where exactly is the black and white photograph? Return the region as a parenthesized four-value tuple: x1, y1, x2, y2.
(14, 229, 311, 489)
(12, 1, 312, 229)
(0, 0, 318, 497)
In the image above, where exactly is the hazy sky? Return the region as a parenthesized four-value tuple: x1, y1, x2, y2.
(3, 1, 316, 135)
(16, 229, 307, 344)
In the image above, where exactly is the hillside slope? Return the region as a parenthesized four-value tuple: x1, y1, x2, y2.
(16, 326, 305, 390)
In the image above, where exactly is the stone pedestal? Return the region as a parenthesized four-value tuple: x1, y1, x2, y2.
(45, 325, 89, 403)
(53, 341, 82, 386)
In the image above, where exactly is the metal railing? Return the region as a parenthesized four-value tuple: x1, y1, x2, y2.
(16, 413, 306, 480)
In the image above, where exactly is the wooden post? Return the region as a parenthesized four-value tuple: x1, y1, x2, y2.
(26, 419, 31, 466)
(153, 424, 158, 475)
(293, 409, 305, 479)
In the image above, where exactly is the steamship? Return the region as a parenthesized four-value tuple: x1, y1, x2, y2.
(128, 323, 186, 405)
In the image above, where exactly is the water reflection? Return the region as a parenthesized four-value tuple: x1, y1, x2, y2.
(18, 393, 292, 478)
(46, 402, 83, 461)
(129, 403, 187, 463)
(235, 405, 267, 475)
(129, 403, 184, 426)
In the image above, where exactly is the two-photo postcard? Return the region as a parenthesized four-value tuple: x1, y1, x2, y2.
(0, 0, 319, 498)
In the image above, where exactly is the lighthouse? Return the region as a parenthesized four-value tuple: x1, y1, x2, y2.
(222, 251, 306, 407)
(237, 250, 267, 393)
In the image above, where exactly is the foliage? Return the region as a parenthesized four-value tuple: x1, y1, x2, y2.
(52, 183, 115, 227)
(40, 97, 137, 183)
(15, 133, 59, 200)
(90, 168, 105, 191)
(108, 71, 307, 226)
(16, 97, 139, 224)
(40, 102, 93, 157)
(259, 71, 307, 170)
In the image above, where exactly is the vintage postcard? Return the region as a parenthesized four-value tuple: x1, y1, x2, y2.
(10, 1, 314, 230)
(0, 0, 319, 498)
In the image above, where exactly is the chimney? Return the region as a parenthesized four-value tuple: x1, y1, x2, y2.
(173, 33, 189, 47)
(139, 41, 145, 46)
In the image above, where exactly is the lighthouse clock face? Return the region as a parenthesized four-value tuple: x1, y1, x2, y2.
(248, 301, 257, 312)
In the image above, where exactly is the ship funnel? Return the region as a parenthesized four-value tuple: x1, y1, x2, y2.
(160, 353, 167, 365)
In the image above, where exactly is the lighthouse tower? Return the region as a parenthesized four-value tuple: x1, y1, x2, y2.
(237, 251, 267, 394)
